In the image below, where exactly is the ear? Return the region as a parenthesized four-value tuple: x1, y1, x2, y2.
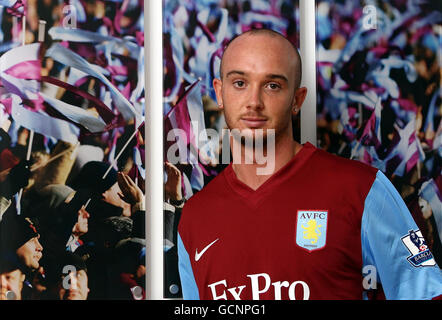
(213, 78, 224, 109)
(291, 87, 308, 115)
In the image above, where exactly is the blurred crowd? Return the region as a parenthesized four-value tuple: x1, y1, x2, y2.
(315, 0, 441, 262)
(0, 0, 145, 300)
(0, 127, 146, 300)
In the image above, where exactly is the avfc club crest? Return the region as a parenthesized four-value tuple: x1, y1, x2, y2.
(295, 210, 328, 252)
(401, 229, 436, 267)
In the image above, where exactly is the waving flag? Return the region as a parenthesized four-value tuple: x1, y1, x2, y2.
(423, 91, 439, 147)
(0, 43, 40, 100)
(164, 80, 212, 195)
(0, 43, 81, 143)
(47, 25, 145, 112)
(45, 43, 141, 123)
(9, 95, 80, 144)
(40, 92, 107, 133)
(359, 97, 382, 147)
(419, 178, 442, 243)
(384, 119, 425, 177)
(0, 41, 130, 142)
(0, 0, 26, 17)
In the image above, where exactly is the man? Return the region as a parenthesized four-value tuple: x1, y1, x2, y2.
(0, 214, 43, 299)
(72, 161, 132, 218)
(177, 29, 442, 300)
(75, 215, 134, 300)
(41, 251, 90, 300)
(0, 215, 43, 272)
(29, 184, 88, 253)
(72, 162, 144, 248)
(0, 258, 26, 300)
(112, 237, 146, 300)
(72, 163, 145, 226)
(56, 252, 89, 300)
(58, 264, 89, 300)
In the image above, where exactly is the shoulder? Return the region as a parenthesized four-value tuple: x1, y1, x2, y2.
(184, 167, 229, 209)
(178, 166, 230, 233)
(314, 148, 377, 176)
(310, 148, 378, 190)
(299, 148, 381, 219)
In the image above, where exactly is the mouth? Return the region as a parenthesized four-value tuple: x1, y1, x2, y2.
(66, 291, 81, 300)
(240, 117, 268, 128)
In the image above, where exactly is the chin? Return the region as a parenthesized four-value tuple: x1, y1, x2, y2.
(66, 293, 83, 300)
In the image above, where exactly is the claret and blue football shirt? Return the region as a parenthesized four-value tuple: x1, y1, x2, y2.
(177, 142, 442, 300)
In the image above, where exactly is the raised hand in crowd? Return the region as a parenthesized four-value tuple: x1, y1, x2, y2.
(164, 161, 183, 204)
(0, 160, 31, 199)
(66, 205, 91, 252)
(117, 172, 144, 209)
(72, 206, 90, 238)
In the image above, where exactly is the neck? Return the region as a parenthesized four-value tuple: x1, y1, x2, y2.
(231, 133, 303, 191)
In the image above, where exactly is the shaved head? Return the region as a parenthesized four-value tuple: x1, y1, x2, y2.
(219, 29, 302, 89)
(212, 28, 308, 177)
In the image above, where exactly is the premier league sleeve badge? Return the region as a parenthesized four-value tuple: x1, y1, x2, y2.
(295, 210, 328, 252)
(401, 230, 436, 267)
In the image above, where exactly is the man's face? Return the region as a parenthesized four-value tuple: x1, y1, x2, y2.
(214, 33, 306, 142)
(0, 269, 25, 300)
(15, 236, 43, 270)
(58, 269, 89, 300)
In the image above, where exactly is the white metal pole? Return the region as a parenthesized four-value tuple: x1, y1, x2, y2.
(146, 0, 164, 300)
(16, 16, 34, 211)
(299, 0, 317, 146)
(22, 16, 26, 46)
(38, 20, 46, 42)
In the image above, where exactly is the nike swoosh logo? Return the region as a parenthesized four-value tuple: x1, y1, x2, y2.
(195, 238, 219, 262)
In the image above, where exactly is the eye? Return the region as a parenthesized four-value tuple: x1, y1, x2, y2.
(266, 82, 281, 90)
(233, 80, 246, 88)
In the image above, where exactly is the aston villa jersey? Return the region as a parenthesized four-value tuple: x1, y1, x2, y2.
(177, 143, 442, 300)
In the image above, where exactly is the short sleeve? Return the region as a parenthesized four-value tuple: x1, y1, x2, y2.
(361, 171, 442, 300)
(177, 232, 200, 300)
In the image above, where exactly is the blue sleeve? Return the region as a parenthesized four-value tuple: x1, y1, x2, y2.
(177, 232, 200, 300)
(361, 170, 442, 300)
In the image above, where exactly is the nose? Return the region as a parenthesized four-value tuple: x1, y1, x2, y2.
(247, 84, 264, 110)
(70, 274, 78, 291)
(35, 238, 43, 252)
(0, 275, 9, 293)
(0, 275, 6, 288)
